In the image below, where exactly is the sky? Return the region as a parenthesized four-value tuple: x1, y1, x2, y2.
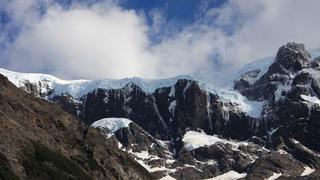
(1, 0, 320, 85)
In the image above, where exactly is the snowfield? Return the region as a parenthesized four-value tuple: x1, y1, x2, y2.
(182, 131, 249, 151)
(204, 170, 247, 180)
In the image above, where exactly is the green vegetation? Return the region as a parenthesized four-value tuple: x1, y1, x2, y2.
(0, 152, 19, 180)
(119, 154, 154, 180)
(87, 158, 102, 171)
(21, 142, 92, 180)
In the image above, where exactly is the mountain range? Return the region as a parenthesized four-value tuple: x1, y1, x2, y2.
(0, 42, 320, 179)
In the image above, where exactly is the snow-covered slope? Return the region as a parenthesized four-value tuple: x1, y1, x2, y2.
(0, 68, 193, 98)
(91, 118, 132, 133)
(233, 56, 274, 86)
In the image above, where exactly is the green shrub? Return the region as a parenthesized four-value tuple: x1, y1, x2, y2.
(0, 152, 19, 180)
(21, 142, 92, 180)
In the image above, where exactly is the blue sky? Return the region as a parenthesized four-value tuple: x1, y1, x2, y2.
(53, 0, 225, 24)
(0, 0, 226, 44)
(119, 0, 224, 23)
(0, 0, 320, 84)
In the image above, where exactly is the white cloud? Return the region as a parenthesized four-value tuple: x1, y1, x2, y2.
(1, 0, 320, 85)
(3, 2, 159, 79)
(215, 0, 320, 65)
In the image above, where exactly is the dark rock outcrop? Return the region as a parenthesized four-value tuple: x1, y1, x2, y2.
(246, 152, 304, 180)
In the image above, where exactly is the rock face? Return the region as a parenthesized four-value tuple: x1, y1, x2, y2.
(92, 119, 268, 180)
(0, 74, 152, 180)
(235, 42, 320, 152)
(1, 42, 320, 179)
(64, 78, 256, 157)
(246, 151, 304, 179)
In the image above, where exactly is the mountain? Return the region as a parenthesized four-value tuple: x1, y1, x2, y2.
(1, 42, 320, 179)
(0, 73, 152, 179)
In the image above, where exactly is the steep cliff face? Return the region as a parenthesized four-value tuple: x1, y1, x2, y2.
(0, 74, 152, 180)
(81, 79, 255, 142)
(235, 42, 320, 153)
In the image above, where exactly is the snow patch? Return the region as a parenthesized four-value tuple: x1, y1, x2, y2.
(274, 81, 292, 102)
(128, 150, 162, 161)
(183, 81, 192, 99)
(91, 118, 132, 134)
(159, 175, 176, 180)
(266, 173, 282, 180)
(131, 151, 150, 159)
(277, 150, 288, 155)
(169, 100, 177, 118)
(169, 86, 175, 97)
(204, 170, 247, 180)
(118, 141, 123, 149)
(128, 150, 160, 161)
(267, 127, 279, 137)
(182, 131, 249, 151)
(301, 166, 315, 176)
(301, 94, 320, 105)
(206, 92, 213, 131)
(221, 102, 230, 121)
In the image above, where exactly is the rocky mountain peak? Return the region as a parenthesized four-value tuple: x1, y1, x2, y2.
(235, 42, 316, 101)
(275, 42, 311, 71)
(235, 42, 320, 157)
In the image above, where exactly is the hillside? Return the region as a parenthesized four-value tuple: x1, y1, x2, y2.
(0, 74, 152, 179)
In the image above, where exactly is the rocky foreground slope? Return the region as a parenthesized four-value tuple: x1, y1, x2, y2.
(1, 42, 320, 179)
(0, 74, 152, 179)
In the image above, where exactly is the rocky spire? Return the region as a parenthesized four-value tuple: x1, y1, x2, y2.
(275, 42, 311, 71)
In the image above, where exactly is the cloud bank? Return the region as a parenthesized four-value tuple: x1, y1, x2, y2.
(1, 0, 320, 85)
